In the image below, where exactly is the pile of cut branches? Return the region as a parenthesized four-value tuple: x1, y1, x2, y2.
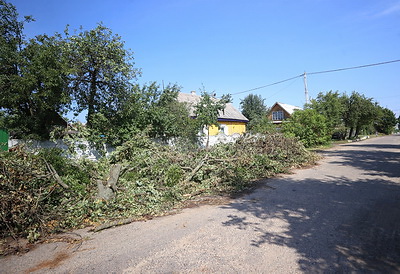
(0, 146, 94, 244)
(1, 132, 318, 245)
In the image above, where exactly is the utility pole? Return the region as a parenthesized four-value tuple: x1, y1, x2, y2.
(303, 72, 309, 105)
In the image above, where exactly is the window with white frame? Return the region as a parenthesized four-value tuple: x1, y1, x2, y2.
(272, 110, 284, 121)
(219, 124, 228, 135)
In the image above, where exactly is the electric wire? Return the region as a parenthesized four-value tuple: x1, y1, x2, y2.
(231, 74, 303, 95)
(307, 59, 400, 75)
(232, 59, 400, 96)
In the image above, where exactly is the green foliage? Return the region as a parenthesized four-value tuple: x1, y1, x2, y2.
(64, 23, 139, 127)
(247, 116, 277, 134)
(0, 146, 92, 240)
(0, 1, 68, 139)
(308, 91, 345, 134)
(240, 94, 268, 122)
(342, 91, 378, 138)
(375, 107, 397, 135)
(195, 92, 231, 148)
(309, 90, 396, 139)
(398, 115, 400, 131)
(283, 109, 330, 147)
(1, 133, 317, 242)
(89, 82, 197, 147)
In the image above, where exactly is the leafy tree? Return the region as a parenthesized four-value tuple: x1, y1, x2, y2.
(240, 94, 267, 122)
(308, 91, 345, 135)
(1, 1, 68, 139)
(375, 107, 397, 135)
(398, 115, 400, 130)
(240, 94, 271, 133)
(89, 82, 197, 147)
(282, 109, 330, 147)
(248, 116, 277, 134)
(63, 23, 140, 127)
(194, 92, 231, 149)
(0, 0, 32, 77)
(342, 92, 378, 138)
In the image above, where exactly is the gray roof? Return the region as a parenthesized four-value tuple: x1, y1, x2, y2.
(177, 92, 249, 122)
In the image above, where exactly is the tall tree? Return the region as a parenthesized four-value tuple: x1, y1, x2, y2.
(374, 107, 397, 135)
(342, 92, 378, 138)
(89, 82, 196, 146)
(308, 91, 345, 134)
(240, 94, 269, 132)
(64, 23, 140, 127)
(398, 115, 400, 131)
(1, 1, 68, 138)
(0, 0, 29, 112)
(240, 94, 267, 122)
(195, 92, 231, 149)
(0, 0, 31, 77)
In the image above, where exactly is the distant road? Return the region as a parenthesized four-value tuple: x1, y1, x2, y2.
(2, 135, 400, 273)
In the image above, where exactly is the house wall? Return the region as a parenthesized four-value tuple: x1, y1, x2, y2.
(268, 105, 290, 122)
(208, 121, 247, 136)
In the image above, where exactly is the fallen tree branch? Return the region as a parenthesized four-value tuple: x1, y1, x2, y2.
(182, 154, 208, 184)
(92, 217, 137, 232)
(44, 160, 69, 189)
(207, 157, 239, 163)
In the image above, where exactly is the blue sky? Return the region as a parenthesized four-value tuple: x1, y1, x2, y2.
(10, 0, 400, 119)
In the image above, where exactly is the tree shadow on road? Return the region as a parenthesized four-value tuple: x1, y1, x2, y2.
(322, 144, 400, 179)
(221, 140, 400, 273)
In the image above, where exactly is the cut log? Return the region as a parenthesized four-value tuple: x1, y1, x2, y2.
(97, 164, 122, 201)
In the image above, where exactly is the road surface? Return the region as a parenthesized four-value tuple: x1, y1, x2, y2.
(2, 135, 400, 273)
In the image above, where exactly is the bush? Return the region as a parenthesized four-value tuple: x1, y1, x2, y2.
(282, 109, 331, 147)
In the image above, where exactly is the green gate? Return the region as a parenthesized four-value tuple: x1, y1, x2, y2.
(0, 128, 8, 151)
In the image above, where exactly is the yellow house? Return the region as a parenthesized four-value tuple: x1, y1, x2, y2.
(177, 91, 249, 136)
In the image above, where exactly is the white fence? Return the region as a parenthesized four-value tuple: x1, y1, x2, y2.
(8, 139, 114, 160)
(8, 133, 242, 160)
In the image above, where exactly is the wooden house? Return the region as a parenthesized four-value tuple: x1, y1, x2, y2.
(177, 91, 249, 136)
(268, 102, 302, 124)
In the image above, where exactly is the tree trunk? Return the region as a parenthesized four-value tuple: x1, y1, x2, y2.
(87, 69, 97, 127)
(206, 126, 210, 150)
(97, 164, 122, 201)
(349, 127, 354, 139)
(355, 126, 361, 137)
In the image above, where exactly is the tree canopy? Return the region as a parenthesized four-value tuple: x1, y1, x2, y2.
(282, 109, 330, 147)
(308, 90, 395, 139)
(195, 92, 231, 148)
(0, 1, 68, 139)
(64, 23, 140, 127)
(240, 94, 267, 122)
(308, 91, 344, 134)
(374, 107, 397, 135)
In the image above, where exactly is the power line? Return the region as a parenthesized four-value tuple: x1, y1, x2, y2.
(308, 59, 400, 75)
(232, 59, 400, 96)
(231, 74, 303, 95)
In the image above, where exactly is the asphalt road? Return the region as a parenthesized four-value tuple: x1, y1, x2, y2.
(2, 135, 400, 273)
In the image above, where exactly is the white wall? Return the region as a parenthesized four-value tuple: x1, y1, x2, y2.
(8, 139, 114, 160)
(8, 133, 241, 160)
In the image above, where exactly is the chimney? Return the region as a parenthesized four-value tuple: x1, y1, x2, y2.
(190, 90, 196, 95)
